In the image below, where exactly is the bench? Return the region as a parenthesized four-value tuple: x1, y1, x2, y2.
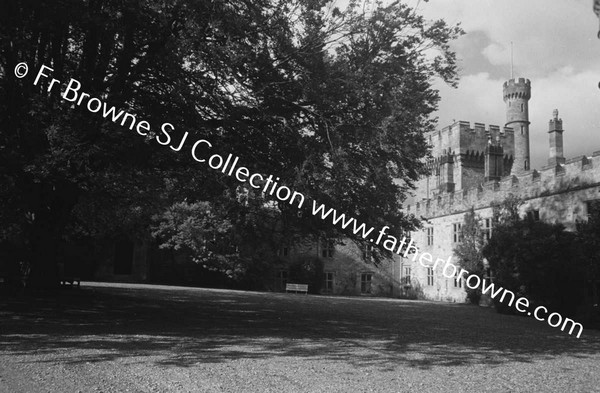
(285, 283, 308, 294)
(60, 277, 81, 287)
(57, 263, 80, 288)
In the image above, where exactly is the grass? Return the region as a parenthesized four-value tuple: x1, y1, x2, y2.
(1, 282, 599, 392)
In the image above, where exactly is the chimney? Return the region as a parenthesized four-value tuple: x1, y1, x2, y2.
(548, 109, 565, 166)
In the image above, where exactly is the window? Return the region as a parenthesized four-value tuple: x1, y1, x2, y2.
(402, 266, 411, 285)
(323, 272, 334, 292)
(427, 267, 434, 286)
(278, 246, 289, 257)
(321, 238, 334, 258)
(520, 125, 524, 135)
(454, 272, 463, 288)
(587, 200, 600, 220)
(363, 244, 373, 261)
(527, 209, 540, 221)
(403, 235, 417, 256)
(482, 218, 492, 242)
(426, 227, 434, 246)
(453, 223, 463, 243)
(520, 103, 524, 112)
(361, 273, 372, 294)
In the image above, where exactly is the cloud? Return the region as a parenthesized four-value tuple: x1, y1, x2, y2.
(482, 43, 510, 67)
(420, 0, 597, 77)
(432, 69, 600, 170)
(420, 0, 600, 170)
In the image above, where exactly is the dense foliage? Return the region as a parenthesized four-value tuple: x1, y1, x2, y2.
(483, 197, 600, 317)
(0, 0, 462, 286)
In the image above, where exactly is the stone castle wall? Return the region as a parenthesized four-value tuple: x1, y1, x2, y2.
(279, 240, 402, 297)
(413, 121, 516, 199)
(426, 121, 515, 160)
(402, 148, 600, 302)
(408, 151, 600, 222)
(279, 118, 600, 302)
(275, 75, 598, 303)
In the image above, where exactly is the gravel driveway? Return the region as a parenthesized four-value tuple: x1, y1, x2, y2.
(1, 282, 599, 392)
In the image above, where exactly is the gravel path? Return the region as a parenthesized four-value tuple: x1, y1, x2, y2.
(1, 282, 599, 392)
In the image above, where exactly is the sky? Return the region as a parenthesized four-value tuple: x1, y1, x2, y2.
(417, 0, 600, 170)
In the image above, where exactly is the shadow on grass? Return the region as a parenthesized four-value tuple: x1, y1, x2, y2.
(1, 284, 599, 371)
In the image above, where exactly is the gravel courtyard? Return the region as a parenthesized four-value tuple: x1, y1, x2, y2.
(1, 282, 599, 393)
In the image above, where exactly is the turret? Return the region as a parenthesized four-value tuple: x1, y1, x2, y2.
(503, 78, 531, 175)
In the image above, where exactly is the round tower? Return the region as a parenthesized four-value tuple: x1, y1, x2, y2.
(503, 78, 531, 174)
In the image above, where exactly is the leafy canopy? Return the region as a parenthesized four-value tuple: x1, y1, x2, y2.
(0, 0, 463, 278)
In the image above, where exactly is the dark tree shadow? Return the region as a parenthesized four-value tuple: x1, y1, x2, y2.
(1, 283, 599, 371)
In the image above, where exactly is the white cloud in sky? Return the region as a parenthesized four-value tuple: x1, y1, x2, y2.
(418, 0, 600, 169)
(481, 43, 510, 67)
(434, 68, 600, 169)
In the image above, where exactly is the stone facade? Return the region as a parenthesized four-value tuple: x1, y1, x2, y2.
(402, 78, 600, 302)
(277, 77, 600, 301)
(276, 239, 400, 297)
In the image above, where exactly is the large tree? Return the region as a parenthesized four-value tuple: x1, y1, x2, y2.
(0, 0, 462, 286)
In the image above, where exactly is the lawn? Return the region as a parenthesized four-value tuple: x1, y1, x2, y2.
(1, 282, 599, 392)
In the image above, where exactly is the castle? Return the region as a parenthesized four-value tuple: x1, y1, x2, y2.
(88, 77, 600, 302)
(399, 77, 600, 302)
(273, 76, 600, 301)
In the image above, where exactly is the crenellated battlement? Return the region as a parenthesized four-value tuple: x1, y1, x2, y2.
(433, 121, 514, 138)
(407, 151, 600, 218)
(427, 121, 514, 160)
(503, 78, 532, 101)
(396, 76, 599, 304)
(503, 77, 531, 88)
